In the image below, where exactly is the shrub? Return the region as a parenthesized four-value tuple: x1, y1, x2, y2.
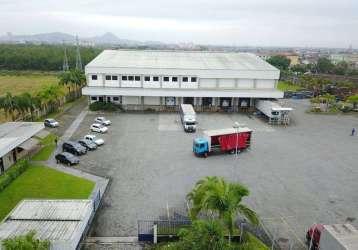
(89, 101, 118, 111)
(0, 160, 29, 192)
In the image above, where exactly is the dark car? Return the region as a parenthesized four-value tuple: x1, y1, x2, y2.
(78, 139, 97, 151)
(44, 118, 59, 128)
(55, 152, 79, 166)
(62, 141, 87, 155)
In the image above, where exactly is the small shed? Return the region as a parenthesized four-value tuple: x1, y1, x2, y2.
(0, 199, 94, 250)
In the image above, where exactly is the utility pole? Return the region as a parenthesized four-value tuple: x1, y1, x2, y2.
(62, 41, 69, 71)
(75, 35, 83, 72)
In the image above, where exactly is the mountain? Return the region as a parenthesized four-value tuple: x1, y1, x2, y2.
(0, 32, 76, 44)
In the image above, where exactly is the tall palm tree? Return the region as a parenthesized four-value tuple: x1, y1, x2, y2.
(58, 71, 73, 96)
(70, 69, 86, 97)
(187, 176, 258, 244)
(0, 92, 18, 121)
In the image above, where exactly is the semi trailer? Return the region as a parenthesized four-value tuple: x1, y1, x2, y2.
(256, 100, 293, 125)
(306, 223, 358, 250)
(193, 127, 252, 157)
(180, 104, 197, 132)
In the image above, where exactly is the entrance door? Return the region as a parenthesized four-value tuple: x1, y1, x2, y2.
(98, 96, 104, 102)
(0, 157, 4, 175)
(183, 97, 194, 105)
(220, 98, 232, 108)
(107, 96, 111, 103)
(239, 98, 250, 108)
(202, 97, 213, 107)
(12, 149, 17, 163)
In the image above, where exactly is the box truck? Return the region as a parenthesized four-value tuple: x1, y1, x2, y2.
(306, 223, 358, 250)
(256, 100, 292, 125)
(180, 104, 197, 132)
(193, 127, 252, 157)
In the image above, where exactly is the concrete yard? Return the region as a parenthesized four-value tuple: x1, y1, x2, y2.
(70, 99, 358, 250)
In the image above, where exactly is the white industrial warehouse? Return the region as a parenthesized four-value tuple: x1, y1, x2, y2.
(0, 199, 93, 250)
(82, 50, 282, 111)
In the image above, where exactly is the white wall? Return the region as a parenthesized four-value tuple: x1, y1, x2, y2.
(218, 79, 235, 89)
(199, 78, 216, 88)
(237, 79, 254, 89)
(104, 75, 120, 87)
(256, 79, 275, 89)
(122, 96, 141, 105)
(88, 74, 103, 87)
(144, 97, 160, 105)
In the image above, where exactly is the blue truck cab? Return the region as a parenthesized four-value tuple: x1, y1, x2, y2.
(193, 138, 209, 156)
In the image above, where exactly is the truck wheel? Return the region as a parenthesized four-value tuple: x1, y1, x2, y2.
(204, 152, 208, 158)
(230, 149, 235, 154)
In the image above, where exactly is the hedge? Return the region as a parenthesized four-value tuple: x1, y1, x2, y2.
(0, 160, 29, 192)
(89, 101, 118, 111)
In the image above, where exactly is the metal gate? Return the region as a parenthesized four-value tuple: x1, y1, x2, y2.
(138, 220, 154, 242)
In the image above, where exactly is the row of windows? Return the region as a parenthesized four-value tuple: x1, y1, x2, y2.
(91, 75, 197, 83)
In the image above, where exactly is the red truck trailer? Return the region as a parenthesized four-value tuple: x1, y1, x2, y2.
(193, 127, 252, 157)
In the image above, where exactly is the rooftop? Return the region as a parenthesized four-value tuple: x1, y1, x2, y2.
(86, 50, 278, 71)
(323, 224, 358, 250)
(0, 122, 44, 158)
(0, 200, 93, 242)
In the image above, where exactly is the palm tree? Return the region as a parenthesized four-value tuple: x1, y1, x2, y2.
(58, 71, 73, 97)
(70, 69, 86, 97)
(0, 92, 18, 121)
(187, 176, 258, 244)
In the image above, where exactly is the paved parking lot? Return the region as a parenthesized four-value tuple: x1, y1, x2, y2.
(71, 100, 358, 249)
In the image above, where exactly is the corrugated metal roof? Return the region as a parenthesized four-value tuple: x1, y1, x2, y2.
(0, 200, 93, 243)
(324, 224, 358, 250)
(9, 200, 92, 221)
(0, 122, 44, 157)
(86, 50, 278, 71)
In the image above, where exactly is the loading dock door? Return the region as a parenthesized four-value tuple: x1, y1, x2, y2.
(165, 97, 176, 106)
(183, 97, 194, 105)
(220, 98, 232, 108)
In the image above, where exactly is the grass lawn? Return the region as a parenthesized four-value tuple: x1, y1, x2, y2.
(277, 81, 302, 92)
(0, 74, 61, 96)
(0, 165, 94, 221)
(31, 134, 58, 161)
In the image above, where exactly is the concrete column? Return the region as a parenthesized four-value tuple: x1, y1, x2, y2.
(235, 79, 239, 89)
(253, 79, 257, 89)
(102, 74, 105, 87)
(141, 75, 143, 88)
(198, 78, 201, 89)
(153, 224, 158, 244)
(216, 79, 219, 88)
(119, 74, 122, 87)
(179, 76, 182, 88)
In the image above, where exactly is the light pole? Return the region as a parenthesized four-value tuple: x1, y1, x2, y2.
(233, 122, 245, 156)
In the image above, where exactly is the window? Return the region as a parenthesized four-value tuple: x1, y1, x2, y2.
(153, 76, 159, 82)
(122, 76, 128, 81)
(91, 75, 98, 80)
(182, 77, 188, 82)
(128, 76, 134, 81)
(112, 75, 118, 81)
(91, 96, 97, 101)
(191, 77, 197, 82)
(172, 77, 178, 82)
(105, 75, 111, 81)
(144, 76, 150, 81)
(164, 76, 169, 82)
(135, 76, 140, 81)
(113, 97, 119, 101)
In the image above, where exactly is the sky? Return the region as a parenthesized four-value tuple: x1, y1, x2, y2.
(0, 0, 358, 48)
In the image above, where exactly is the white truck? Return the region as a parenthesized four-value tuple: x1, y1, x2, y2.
(179, 104, 197, 132)
(256, 100, 293, 125)
(307, 223, 358, 250)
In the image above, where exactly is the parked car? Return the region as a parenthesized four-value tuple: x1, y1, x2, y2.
(78, 139, 97, 151)
(62, 141, 87, 155)
(55, 152, 79, 166)
(44, 118, 59, 128)
(90, 123, 108, 133)
(84, 134, 104, 146)
(95, 116, 111, 126)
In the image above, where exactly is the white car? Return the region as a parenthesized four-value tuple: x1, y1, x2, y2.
(95, 117, 111, 126)
(84, 135, 104, 146)
(90, 123, 108, 133)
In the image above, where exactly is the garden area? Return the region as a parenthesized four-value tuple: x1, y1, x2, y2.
(151, 176, 269, 250)
(0, 164, 94, 221)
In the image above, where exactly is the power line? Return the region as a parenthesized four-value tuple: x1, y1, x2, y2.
(75, 35, 83, 71)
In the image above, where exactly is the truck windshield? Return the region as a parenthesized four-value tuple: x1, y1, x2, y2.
(186, 122, 196, 125)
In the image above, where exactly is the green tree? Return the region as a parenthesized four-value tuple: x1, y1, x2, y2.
(2, 230, 50, 250)
(0, 92, 18, 121)
(332, 61, 349, 75)
(347, 94, 358, 109)
(37, 85, 65, 114)
(174, 219, 228, 250)
(187, 176, 258, 244)
(316, 57, 334, 73)
(266, 55, 291, 70)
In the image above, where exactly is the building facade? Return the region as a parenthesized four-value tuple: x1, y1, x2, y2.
(82, 50, 283, 112)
